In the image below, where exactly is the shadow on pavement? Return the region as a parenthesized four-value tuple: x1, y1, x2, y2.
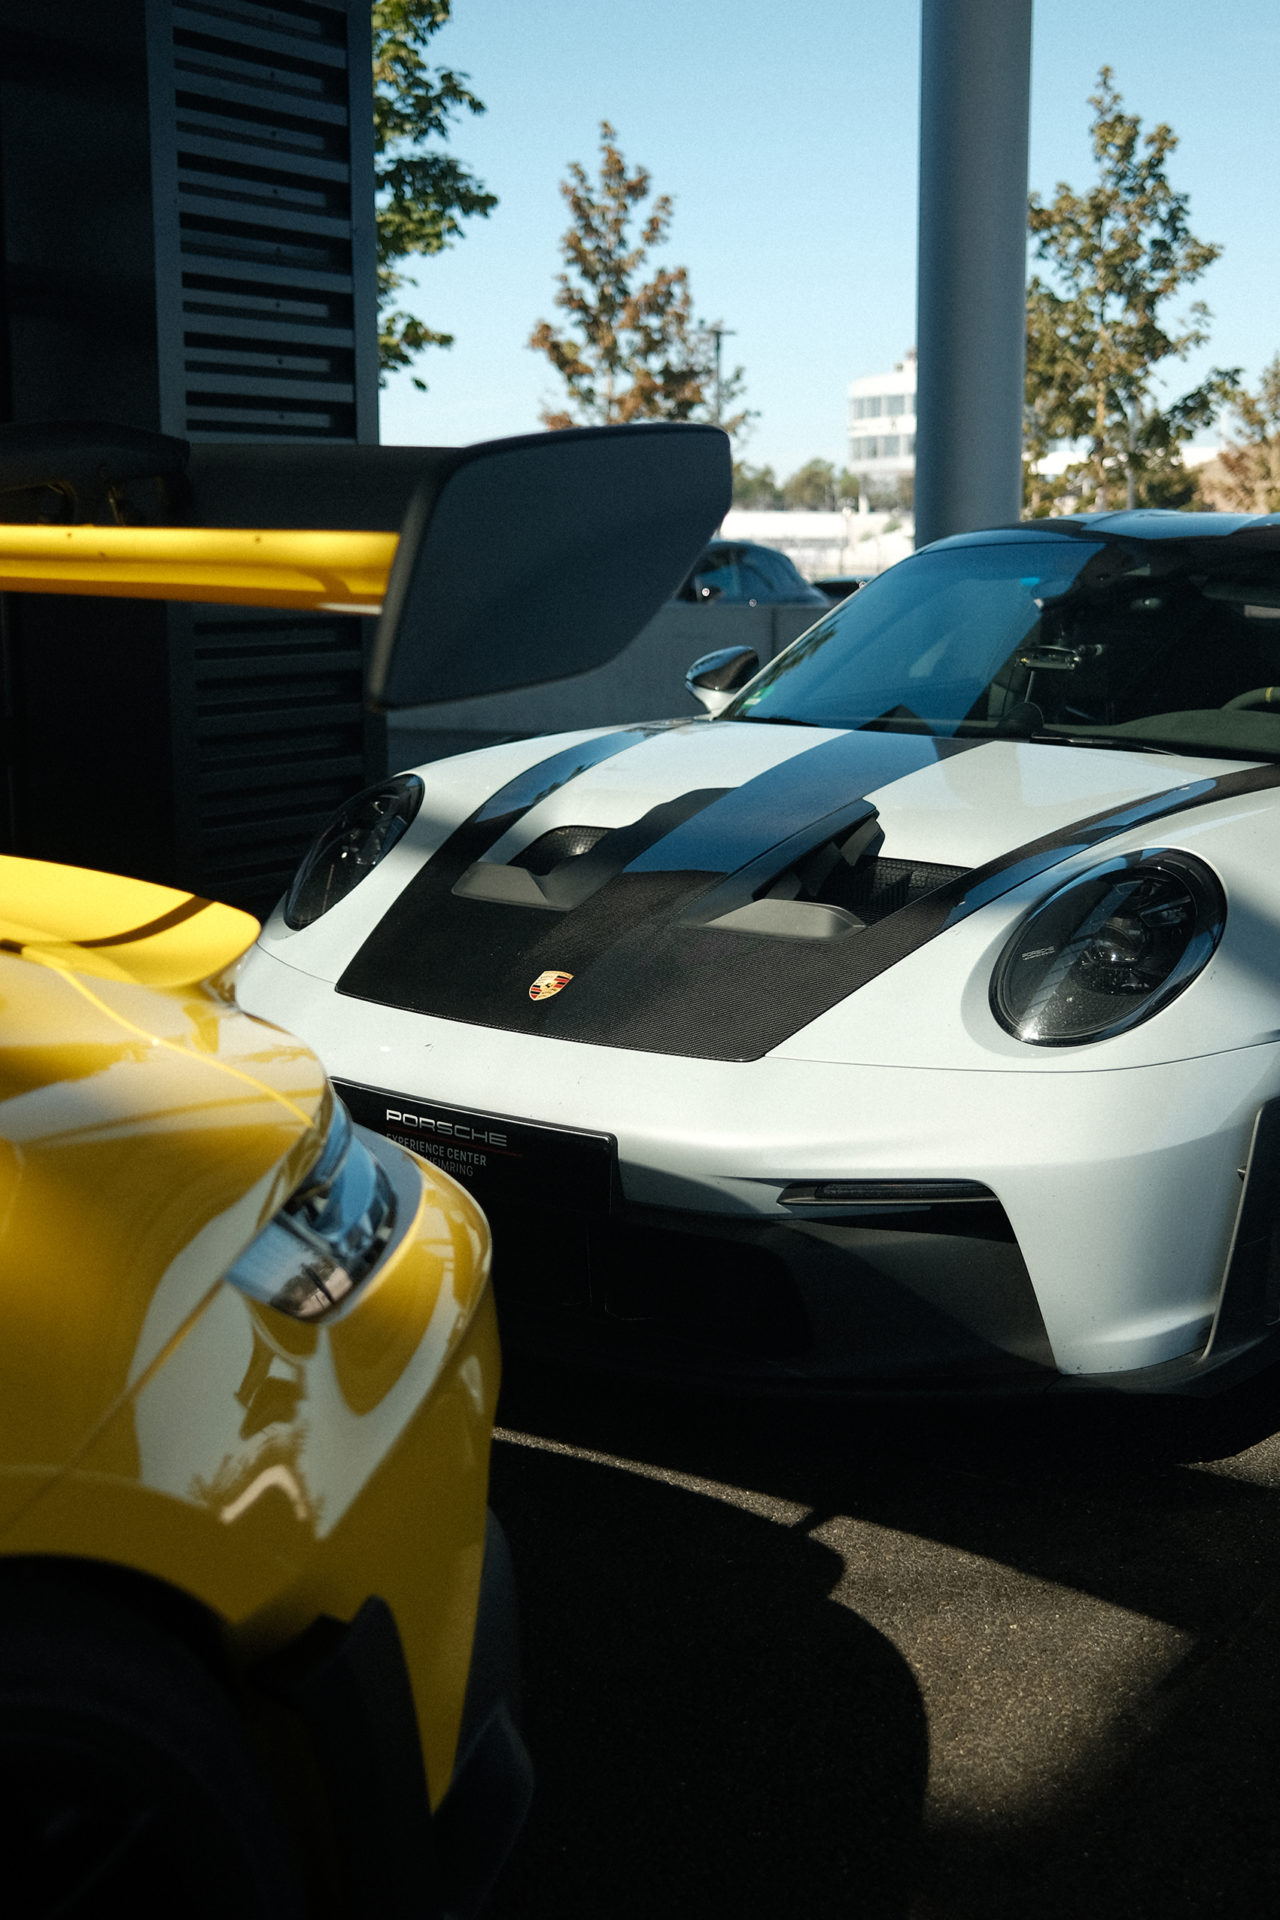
(492, 1360, 1280, 1917)
(485, 1435, 928, 1920)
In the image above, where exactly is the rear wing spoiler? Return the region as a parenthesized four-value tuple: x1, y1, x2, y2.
(0, 421, 732, 709)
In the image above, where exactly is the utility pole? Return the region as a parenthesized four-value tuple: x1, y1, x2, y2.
(914, 0, 1033, 548)
(708, 325, 736, 429)
(1126, 399, 1139, 510)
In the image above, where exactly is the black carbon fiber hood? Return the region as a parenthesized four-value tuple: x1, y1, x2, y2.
(337, 726, 1280, 1061)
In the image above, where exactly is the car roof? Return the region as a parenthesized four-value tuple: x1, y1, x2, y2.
(702, 539, 801, 559)
(927, 511, 1280, 551)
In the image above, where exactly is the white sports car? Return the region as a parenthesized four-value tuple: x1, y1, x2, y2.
(238, 511, 1280, 1398)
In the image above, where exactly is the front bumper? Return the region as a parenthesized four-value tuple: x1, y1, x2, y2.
(344, 1068, 1280, 1400)
(485, 1185, 1280, 1401)
(238, 947, 1280, 1396)
(482, 1188, 1058, 1394)
(328, 1056, 1280, 1398)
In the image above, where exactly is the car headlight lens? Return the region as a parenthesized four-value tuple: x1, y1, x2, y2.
(990, 849, 1225, 1046)
(223, 1101, 397, 1320)
(284, 774, 424, 929)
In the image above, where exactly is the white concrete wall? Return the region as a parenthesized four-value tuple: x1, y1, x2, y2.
(721, 507, 915, 578)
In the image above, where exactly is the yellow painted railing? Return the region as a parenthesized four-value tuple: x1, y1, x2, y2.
(0, 524, 399, 613)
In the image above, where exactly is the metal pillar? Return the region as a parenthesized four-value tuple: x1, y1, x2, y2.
(914, 0, 1033, 548)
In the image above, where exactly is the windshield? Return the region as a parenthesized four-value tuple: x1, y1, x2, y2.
(725, 535, 1280, 762)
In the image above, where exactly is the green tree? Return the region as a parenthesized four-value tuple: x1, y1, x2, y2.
(529, 123, 751, 435)
(781, 459, 839, 510)
(1023, 68, 1238, 514)
(732, 462, 784, 507)
(373, 1, 497, 389)
(1213, 355, 1280, 511)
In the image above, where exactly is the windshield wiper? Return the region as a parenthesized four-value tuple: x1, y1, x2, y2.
(1029, 733, 1181, 757)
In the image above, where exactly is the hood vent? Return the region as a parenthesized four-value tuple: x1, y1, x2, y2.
(512, 825, 612, 875)
(705, 853, 972, 944)
(838, 857, 971, 925)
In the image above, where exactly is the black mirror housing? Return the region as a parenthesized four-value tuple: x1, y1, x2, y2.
(687, 645, 760, 692)
(685, 645, 759, 715)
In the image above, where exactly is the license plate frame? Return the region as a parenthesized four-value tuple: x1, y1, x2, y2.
(333, 1079, 616, 1215)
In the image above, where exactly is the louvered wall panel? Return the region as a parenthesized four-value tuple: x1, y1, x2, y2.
(174, 602, 374, 905)
(0, 2, 382, 908)
(147, 0, 382, 915)
(148, 0, 378, 443)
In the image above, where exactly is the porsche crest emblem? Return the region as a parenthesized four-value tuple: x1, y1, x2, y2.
(529, 970, 574, 1002)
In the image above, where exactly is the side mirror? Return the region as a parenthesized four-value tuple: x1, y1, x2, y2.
(685, 645, 759, 717)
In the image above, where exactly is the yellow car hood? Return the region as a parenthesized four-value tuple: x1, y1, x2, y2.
(0, 859, 329, 1514)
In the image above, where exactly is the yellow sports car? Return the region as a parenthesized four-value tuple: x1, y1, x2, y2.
(0, 852, 526, 1917)
(0, 417, 729, 1914)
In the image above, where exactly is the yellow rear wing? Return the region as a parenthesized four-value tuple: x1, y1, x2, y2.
(0, 423, 733, 705)
(0, 524, 398, 614)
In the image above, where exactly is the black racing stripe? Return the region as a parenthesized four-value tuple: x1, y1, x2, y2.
(394, 724, 666, 901)
(470, 725, 662, 826)
(526, 791, 731, 910)
(626, 727, 971, 875)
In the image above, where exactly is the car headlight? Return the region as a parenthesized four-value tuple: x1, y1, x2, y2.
(223, 1101, 397, 1320)
(284, 774, 424, 929)
(990, 849, 1225, 1046)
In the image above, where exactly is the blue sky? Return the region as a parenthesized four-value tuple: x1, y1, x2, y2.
(379, 1, 1280, 477)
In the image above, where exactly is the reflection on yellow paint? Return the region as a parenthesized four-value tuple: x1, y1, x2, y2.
(0, 843, 503, 1828)
(187, 1420, 320, 1533)
(219, 1462, 313, 1528)
(330, 1197, 453, 1417)
(0, 915, 326, 1478)
(458, 1354, 486, 1417)
(0, 854, 258, 989)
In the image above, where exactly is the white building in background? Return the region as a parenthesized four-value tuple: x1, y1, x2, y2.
(719, 508, 915, 579)
(848, 348, 916, 495)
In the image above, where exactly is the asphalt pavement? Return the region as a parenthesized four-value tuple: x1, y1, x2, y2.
(486, 1362, 1280, 1918)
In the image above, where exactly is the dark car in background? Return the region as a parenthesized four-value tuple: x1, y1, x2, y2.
(813, 573, 872, 601)
(675, 539, 828, 606)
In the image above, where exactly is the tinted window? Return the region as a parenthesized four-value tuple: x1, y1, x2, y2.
(688, 544, 741, 599)
(725, 536, 1280, 760)
(745, 547, 825, 602)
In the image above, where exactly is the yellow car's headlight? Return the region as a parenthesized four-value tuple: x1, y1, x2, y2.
(224, 1102, 397, 1321)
